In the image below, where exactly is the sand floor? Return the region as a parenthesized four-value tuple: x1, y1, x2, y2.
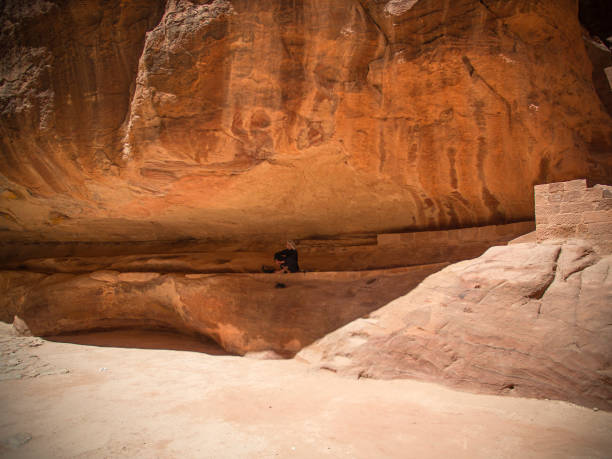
(1, 326, 611, 458)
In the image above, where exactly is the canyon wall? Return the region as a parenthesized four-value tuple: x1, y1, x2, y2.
(1, 0, 610, 243)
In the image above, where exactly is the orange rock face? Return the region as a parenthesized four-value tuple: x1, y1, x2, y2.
(0, 264, 446, 355)
(1, 0, 610, 242)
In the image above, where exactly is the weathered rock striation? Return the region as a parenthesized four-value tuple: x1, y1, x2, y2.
(1, 0, 611, 243)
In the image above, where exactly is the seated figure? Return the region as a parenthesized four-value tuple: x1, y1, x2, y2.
(273, 240, 299, 273)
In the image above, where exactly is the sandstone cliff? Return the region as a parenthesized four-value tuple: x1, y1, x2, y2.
(1, 0, 611, 243)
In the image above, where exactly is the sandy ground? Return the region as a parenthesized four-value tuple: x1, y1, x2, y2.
(1, 326, 611, 459)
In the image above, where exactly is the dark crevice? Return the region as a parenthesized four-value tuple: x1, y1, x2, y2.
(462, 56, 512, 129)
(477, 0, 499, 19)
(414, 8, 445, 21)
(423, 34, 443, 46)
(527, 281, 552, 300)
(461, 55, 475, 76)
(529, 248, 561, 302)
(579, 0, 612, 44)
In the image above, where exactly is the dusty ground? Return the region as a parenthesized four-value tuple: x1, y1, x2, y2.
(1, 325, 611, 459)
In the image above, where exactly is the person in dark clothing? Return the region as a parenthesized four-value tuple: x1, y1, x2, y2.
(274, 240, 299, 273)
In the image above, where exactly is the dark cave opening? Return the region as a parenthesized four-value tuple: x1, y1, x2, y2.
(579, 0, 612, 44)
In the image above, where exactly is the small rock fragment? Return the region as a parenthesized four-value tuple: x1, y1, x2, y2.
(2, 432, 32, 449)
(28, 338, 44, 347)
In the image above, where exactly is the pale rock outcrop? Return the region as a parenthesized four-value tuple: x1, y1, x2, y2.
(298, 241, 612, 410)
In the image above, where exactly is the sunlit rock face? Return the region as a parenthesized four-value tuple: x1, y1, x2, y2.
(298, 241, 612, 411)
(1, 0, 611, 243)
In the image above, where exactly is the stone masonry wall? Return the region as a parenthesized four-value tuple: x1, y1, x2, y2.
(535, 179, 612, 253)
(331, 220, 536, 271)
(376, 221, 534, 248)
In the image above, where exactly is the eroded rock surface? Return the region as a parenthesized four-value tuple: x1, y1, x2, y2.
(0, 323, 68, 381)
(1, 0, 610, 243)
(0, 264, 447, 355)
(298, 241, 612, 410)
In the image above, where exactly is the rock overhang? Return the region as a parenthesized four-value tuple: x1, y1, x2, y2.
(0, 0, 610, 243)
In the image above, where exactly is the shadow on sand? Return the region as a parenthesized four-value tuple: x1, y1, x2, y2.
(45, 329, 231, 356)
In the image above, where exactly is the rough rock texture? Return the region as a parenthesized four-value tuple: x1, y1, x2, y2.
(298, 241, 612, 410)
(0, 263, 446, 355)
(583, 34, 612, 117)
(1, 0, 611, 243)
(0, 221, 533, 273)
